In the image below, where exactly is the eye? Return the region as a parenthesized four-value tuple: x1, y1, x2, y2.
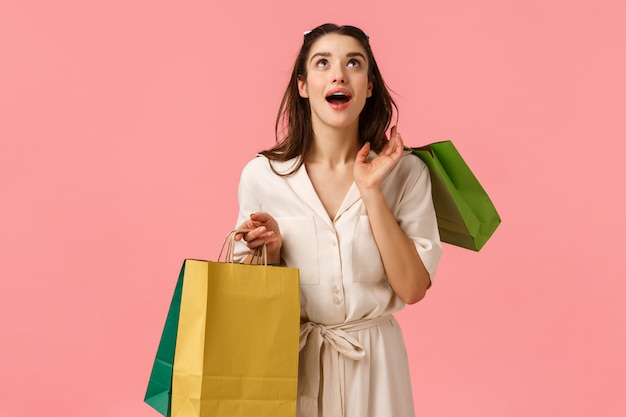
(315, 58, 328, 67)
(347, 59, 361, 67)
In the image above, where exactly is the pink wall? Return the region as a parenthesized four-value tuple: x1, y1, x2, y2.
(1, 1, 625, 416)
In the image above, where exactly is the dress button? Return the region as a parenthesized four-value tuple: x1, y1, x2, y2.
(334, 298, 342, 305)
(333, 287, 340, 294)
(331, 240, 337, 247)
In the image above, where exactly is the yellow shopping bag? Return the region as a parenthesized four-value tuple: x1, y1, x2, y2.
(171, 234, 300, 417)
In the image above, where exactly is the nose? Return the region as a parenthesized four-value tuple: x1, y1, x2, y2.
(331, 66, 346, 84)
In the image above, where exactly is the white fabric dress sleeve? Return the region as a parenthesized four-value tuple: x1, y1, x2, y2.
(393, 154, 443, 281)
(232, 158, 263, 263)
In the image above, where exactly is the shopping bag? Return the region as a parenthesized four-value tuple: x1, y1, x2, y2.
(411, 141, 501, 251)
(144, 262, 186, 416)
(171, 236, 300, 417)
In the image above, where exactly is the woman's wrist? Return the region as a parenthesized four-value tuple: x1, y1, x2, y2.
(267, 251, 282, 265)
(358, 187, 385, 207)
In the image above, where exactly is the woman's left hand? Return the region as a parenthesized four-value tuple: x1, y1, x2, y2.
(354, 125, 404, 193)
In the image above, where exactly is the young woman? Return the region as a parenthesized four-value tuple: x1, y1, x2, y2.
(234, 23, 442, 417)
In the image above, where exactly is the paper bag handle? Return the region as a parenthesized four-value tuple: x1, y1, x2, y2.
(219, 229, 268, 265)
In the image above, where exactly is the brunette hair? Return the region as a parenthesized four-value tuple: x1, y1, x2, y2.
(260, 23, 398, 174)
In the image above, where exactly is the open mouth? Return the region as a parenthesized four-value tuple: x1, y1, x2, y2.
(325, 91, 352, 105)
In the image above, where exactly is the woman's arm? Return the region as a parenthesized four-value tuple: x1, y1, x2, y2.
(354, 127, 432, 304)
(233, 160, 282, 265)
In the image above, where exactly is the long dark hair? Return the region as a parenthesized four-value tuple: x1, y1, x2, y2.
(260, 23, 398, 174)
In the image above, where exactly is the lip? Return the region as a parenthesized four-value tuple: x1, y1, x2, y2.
(325, 88, 353, 111)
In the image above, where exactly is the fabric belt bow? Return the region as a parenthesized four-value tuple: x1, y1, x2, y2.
(298, 315, 392, 417)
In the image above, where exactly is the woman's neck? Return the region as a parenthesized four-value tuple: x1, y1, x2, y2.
(306, 124, 361, 167)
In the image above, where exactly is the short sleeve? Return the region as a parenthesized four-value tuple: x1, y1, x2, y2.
(393, 154, 443, 281)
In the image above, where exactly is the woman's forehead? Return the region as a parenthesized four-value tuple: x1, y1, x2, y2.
(307, 33, 368, 60)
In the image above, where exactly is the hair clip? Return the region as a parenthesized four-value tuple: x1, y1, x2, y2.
(303, 30, 312, 36)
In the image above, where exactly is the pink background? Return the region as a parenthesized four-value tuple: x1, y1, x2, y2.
(1, 1, 625, 416)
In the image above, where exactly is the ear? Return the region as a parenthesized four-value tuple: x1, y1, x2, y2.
(367, 81, 373, 98)
(297, 75, 308, 98)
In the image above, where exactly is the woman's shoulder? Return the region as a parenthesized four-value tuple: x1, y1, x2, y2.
(241, 154, 302, 177)
(391, 150, 429, 181)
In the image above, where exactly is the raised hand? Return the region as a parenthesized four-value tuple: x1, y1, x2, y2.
(353, 125, 404, 194)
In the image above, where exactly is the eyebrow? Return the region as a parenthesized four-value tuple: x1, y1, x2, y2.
(309, 51, 367, 63)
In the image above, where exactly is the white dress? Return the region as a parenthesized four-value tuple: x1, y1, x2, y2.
(234, 151, 443, 417)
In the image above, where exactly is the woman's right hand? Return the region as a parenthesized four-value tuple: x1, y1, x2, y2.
(234, 212, 282, 264)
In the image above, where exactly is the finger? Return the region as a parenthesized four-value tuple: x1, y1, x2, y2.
(355, 142, 371, 164)
(250, 212, 266, 220)
(240, 225, 265, 242)
(392, 132, 403, 158)
(246, 238, 265, 249)
(247, 230, 277, 249)
(387, 126, 403, 156)
(385, 126, 396, 152)
(390, 125, 401, 141)
(379, 139, 391, 156)
(251, 213, 280, 238)
(263, 232, 279, 246)
(234, 221, 254, 240)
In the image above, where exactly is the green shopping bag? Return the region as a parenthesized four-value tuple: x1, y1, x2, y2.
(411, 141, 501, 251)
(144, 262, 186, 416)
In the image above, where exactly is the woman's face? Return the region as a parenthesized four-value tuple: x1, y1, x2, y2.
(298, 33, 373, 133)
